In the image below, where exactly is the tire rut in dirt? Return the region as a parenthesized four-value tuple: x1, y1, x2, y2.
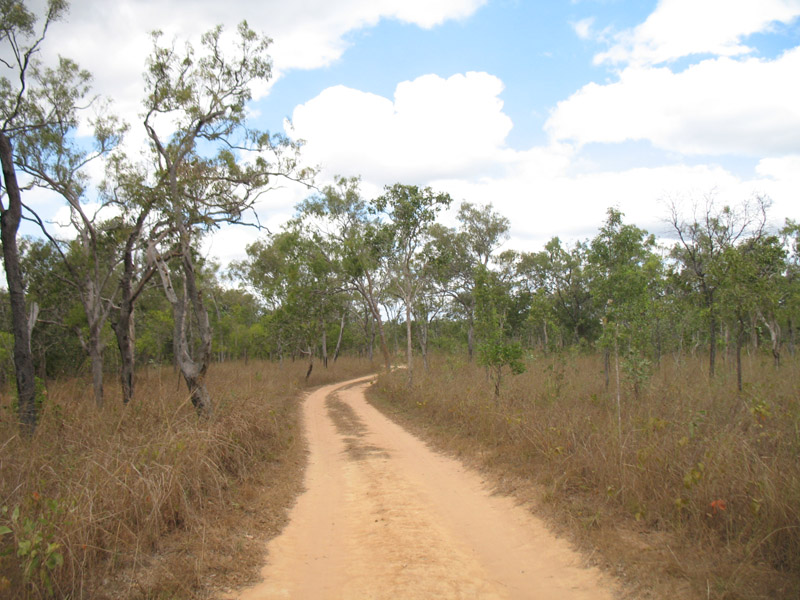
(326, 392, 390, 461)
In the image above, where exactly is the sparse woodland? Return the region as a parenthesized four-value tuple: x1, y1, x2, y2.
(1, 1, 799, 598)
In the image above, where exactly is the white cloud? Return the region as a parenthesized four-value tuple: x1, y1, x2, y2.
(755, 155, 800, 223)
(430, 158, 762, 250)
(33, 0, 486, 160)
(594, 0, 800, 66)
(18, 0, 486, 264)
(285, 68, 798, 257)
(571, 17, 595, 40)
(290, 72, 515, 182)
(47, 0, 485, 91)
(269, 0, 484, 70)
(545, 47, 800, 156)
(756, 154, 800, 180)
(17, 0, 796, 269)
(284, 65, 796, 254)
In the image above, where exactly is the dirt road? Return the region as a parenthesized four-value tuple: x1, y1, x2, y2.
(232, 375, 618, 599)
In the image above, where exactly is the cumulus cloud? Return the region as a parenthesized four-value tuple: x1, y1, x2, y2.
(545, 47, 800, 156)
(594, 0, 800, 66)
(290, 72, 515, 182)
(286, 66, 797, 256)
(46, 0, 485, 92)
(429, 157, 765, 250)
(35, 0, 486, 155)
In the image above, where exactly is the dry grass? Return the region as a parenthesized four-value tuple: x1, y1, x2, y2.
(0, 357, 375, 599)
(368, 352, 800, 599)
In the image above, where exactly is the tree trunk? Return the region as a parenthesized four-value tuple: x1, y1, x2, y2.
(358, 276, 390, 369)
(305, 347, 314, 381)
(760, 313, 781, 367)
(418, 318, 429, 371)
(467, 313, 475, 362)
(151, 238, 213, 416)
(111, 220, 150, 405)
(183, 367, 212, 413)
(542, 320, 548, 353)
(113, 305, 135, 404)
(321, 318, 328, 368)
(27, 303, 39, 349)
(376, 310, 391, 369)
(368, 311, 375, 361)
(0, 133, 37, 434)
(405, 301, 413, 386)
(614, 327, 622, 459)
(393, 315, 400, 355)
(736, 318, 744, 393)
(708, 304, 717, 377)
(88, 324, 105, 408)
(723, 323, 730, 363)
(333, 309, 346, 363)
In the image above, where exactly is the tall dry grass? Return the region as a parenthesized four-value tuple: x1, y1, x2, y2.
(0, 357, 374, 599)
(371, 352, 800, 599)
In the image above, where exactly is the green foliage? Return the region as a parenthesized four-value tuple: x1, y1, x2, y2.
(478, 340, 525, 375)
(7, 377, 48, 417)
(622, 352, 652, 399)
(475, 266, 526, 397)
(0, 332, 13, 386)
(519, 237, 597, 345)
(1, 500, 64, 597)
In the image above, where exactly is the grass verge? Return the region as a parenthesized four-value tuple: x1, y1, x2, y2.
(0, 357, 375, 599)
(367, 353, 800, 599)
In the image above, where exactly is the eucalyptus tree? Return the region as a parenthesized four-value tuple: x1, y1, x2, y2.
(0, 0, 89, 430)
(519, 237, 596, 347)
(376, 183, 451, 383)
(207, 278, 261, 362)
(411, 271, 448, 371)
(719, 234, 785, 388)
(102, 158, 163, 404)
(236, 228, 338, 375)
(474, 264, 525, 399)
(781, 220, 800, 356)
(427, 202, 509, 360)
(141, 22, 310, 414)
(18, 237, 82, 377)
(669, 195, 768, 377)
(588, 208, 660, 397)
(752, 233, 791, 367)
(298, 176, 394, 369)
(516, 250, 562, 351)
(14, 79, 125, 407)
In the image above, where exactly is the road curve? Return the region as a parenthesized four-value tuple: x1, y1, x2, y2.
(231, 375, 618, 600)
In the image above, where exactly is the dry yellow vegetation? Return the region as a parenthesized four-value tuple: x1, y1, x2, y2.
(369, 352, 800, 599)
(0, 358, 374, 599)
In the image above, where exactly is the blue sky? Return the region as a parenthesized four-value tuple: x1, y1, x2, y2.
(24, 0, 800, 262)
(258, 1, 649, 148)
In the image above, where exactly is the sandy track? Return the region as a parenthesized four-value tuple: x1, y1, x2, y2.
(232, 376, 618, 599)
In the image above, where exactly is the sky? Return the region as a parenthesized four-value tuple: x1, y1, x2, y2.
(18, 0, 800, 265)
